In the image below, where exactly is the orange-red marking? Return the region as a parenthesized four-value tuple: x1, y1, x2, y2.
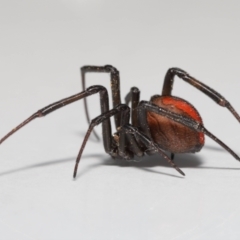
(161, 96, 204, 144)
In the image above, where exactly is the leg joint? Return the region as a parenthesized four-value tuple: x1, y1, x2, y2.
(104, 65, 119, 75)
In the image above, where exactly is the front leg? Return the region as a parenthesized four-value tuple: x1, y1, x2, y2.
(0, 85, 112, 154)
(162, 68, 240, 122)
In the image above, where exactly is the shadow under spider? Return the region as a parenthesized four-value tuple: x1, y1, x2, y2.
(0, 154, 101, 177)
(76, 153, 204, 179)
(106, 153, 203, 168)
(0, 152, 202, 178)
(204, 145, 225, 152)
(1, 150, 239, 179)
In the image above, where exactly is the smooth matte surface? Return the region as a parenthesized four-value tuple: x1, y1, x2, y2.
(1, 1, 240, 239)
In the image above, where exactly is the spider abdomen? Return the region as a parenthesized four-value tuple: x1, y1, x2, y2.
(147, 95, 205, 153)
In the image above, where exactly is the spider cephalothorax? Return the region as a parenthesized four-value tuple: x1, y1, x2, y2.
(1, 65, 239, 178)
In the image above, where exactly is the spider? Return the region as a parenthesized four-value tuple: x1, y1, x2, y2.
(0, 65, 240, 178)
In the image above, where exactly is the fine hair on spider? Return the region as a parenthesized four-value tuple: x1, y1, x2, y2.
(1, 65, 240, 178)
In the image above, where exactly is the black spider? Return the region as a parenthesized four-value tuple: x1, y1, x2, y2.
(1, 65, 240, 178)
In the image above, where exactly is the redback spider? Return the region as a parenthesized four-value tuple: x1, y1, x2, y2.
(1, 65, 240, 178)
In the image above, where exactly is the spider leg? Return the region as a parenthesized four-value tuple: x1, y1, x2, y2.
(0, 86, 112, 153)
(81, 65, 121, 140)
(121, 124, 185, 176)
(118, 124, 144, 159)
(73, 104, 130, 178)
(137, 100, 240, 162)
(125, 87, 140, 126)
(161, 68, 240, 122)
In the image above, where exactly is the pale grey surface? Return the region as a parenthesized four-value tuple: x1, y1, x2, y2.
(1, 0, 240, 239)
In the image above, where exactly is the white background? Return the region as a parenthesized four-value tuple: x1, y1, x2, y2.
(0, 0, 240, 239)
